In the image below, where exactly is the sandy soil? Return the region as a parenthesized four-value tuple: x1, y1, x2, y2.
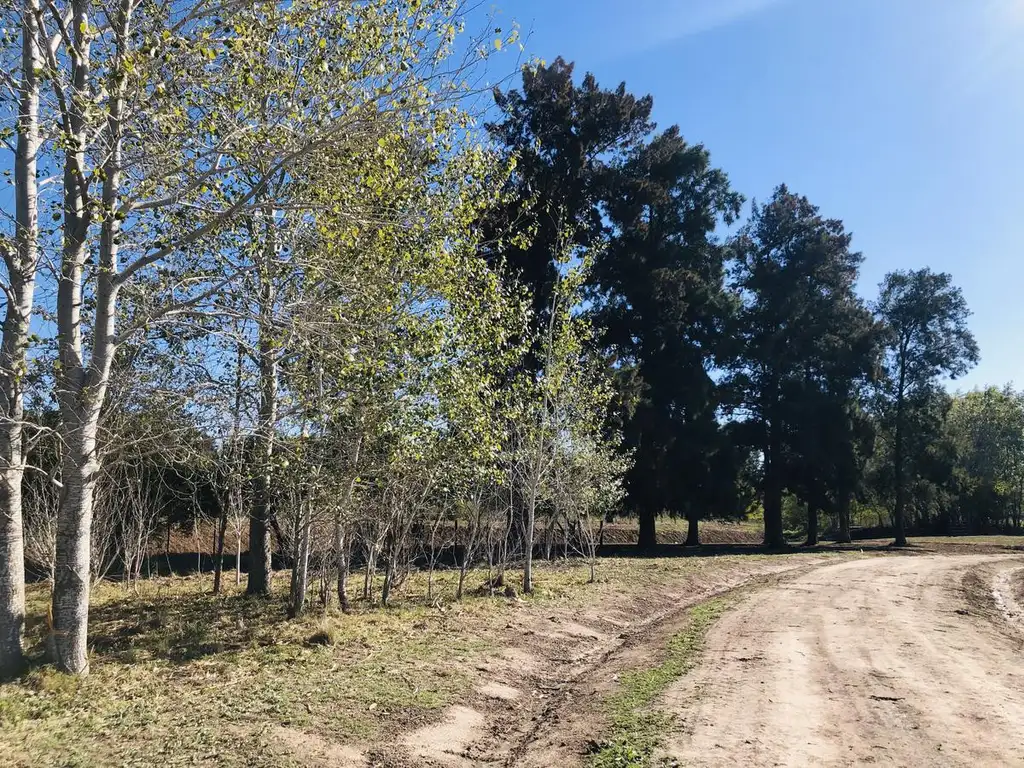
(364, 556, 841, 767)
(659, 554, 1024, 767)
(317, 551, 1024, 768)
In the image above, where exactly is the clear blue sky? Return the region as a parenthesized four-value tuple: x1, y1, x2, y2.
(486, 0, 1024, 391)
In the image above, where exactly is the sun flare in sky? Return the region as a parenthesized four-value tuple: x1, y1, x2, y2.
(951, 0, 1024, 103)
(987, 0, 1024, 40)
(998, 0, 1024, 23)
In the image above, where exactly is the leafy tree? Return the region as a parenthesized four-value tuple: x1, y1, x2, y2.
(505, 214, 625, 594)
(482, 57, 653, 350)
(485, 61, 746, 549)
(947, 386, 1024, 530)
(726, 185, 872, 547)
(875, 268, 979, 546)
(783, 285, 880, 545)
(597, 127, 742, 547)
(11, 0, 517, 675)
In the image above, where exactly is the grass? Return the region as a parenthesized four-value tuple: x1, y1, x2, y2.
(588, 599, 730, 768)
(0, 569, 519, 767)
(0, 551, 856, 766)
(0, 558, 716, 767)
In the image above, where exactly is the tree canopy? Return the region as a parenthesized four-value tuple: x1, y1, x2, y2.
(0, 10, 1000, 682)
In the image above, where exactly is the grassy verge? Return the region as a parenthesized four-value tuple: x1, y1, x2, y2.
(2, 586, 489, 767)
(588, 598, 730, 768)
(0, 569, 533, 768)
(0, 553, 836, 766)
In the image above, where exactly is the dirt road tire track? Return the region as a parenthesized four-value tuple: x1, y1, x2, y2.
(659, 554, 1024, 767)
(474, 557, 849, 768)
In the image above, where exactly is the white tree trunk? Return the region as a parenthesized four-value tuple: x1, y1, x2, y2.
(288, 498, 312, 617)
(50, 0, 132, 675)
(0, 0, 40, 678)
(50, 438, 99, 674)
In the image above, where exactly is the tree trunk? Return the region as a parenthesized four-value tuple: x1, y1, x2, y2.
(523, 486, 536, 595)
(684, 510, 700, 547)
(247, 216, 279, 596)
(522, 446, 543, 595)
(0, 454, 27, 680)
(49, 0, 103, 675)
(49, 0, 135, 675)
(804, 501, 819, 546)
(457, 535, 470, 600)
(0, 0, 40, 679)
(335, 520, 351, 614)
(212, 500, 228, 595)
(380, 553, 394, 607)
(288, 499, 311, 618)
(247, 478, 273, 596)
(362, 543, 376, 600)
(763, 422, 785, 548)
(50, 438, 99, 675)
(893, 376, 908, 547)
(836, 490, 852, 544)
(763, 486, 785, 547)
(588, 519, 603, 583)
(637, 509, 657, 550)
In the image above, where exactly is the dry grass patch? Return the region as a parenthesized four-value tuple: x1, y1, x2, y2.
(1, 572, 508, 767)
(0, 552, 847, 767)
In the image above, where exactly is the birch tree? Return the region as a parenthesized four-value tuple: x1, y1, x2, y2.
(0, 0, 42, 678)
(35, 0, 515, 674)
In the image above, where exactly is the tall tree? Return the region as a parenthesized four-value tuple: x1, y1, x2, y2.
(483, 57, 653, 339)
(482, 59, 654, 551)
(875, 269, 979, 546)
(726, 185, 870, 548)
(784, 285, 880, 545)
(36, 0, 509, 675)
(947, 387, 1024, 531)
(596, 126, 741, 548)
(0, 0, 41, 678)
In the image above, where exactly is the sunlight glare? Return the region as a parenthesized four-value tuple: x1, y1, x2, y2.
(993, 0, 1024, 28)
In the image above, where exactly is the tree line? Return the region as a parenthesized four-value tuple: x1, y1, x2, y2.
(0, 2, 998, 681)
(483, 57, 984, 550)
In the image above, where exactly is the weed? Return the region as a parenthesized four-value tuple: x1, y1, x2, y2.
(305, 621, 339, 646)
(29, 666, 82, 697)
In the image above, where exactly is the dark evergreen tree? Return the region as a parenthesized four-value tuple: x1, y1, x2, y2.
(725, 185, 873, 548)
(874, 269, 979, 546)
(481, 58, 653, 331)
(484, 61, 745, 548)
(596, 127, 742, 548)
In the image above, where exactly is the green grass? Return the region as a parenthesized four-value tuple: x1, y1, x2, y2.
(0, 560, 706, 767)
(0, 553, 845, 766)
(588, 599, 730, 768)
(0, 573, 506, 767)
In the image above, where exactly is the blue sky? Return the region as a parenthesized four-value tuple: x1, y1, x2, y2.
(486, 0, 1024, 391)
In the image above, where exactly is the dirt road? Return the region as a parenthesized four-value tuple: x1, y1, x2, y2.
(661, 555, 1024, 767)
